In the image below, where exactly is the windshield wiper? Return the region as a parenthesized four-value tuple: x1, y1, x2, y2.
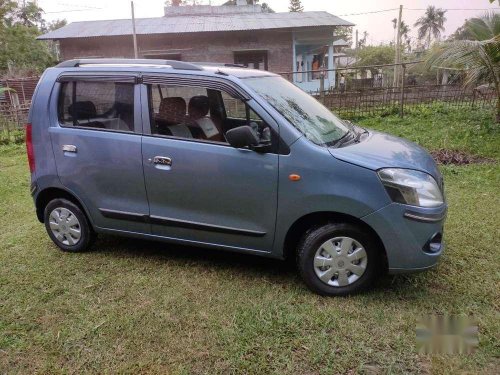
(353, 126, 369, 143)
(343, 120, 368, 144)
(328, 121, 368, 148)
(328, 130, 354, 148)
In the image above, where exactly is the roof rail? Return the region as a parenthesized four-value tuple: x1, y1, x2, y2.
(55, 59, 203, 71)
(191, 62, 247, 69)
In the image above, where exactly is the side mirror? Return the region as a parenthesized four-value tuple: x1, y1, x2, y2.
(226, 126, 260, 149)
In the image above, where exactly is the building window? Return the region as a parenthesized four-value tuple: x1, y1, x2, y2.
(234, 50, 268, 71)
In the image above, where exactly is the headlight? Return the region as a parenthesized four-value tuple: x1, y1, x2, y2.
(378, 168, 444, 208)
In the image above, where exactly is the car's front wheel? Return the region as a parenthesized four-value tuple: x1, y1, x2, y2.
(296, 223, 380, 296)
(44, 198, 95, 252)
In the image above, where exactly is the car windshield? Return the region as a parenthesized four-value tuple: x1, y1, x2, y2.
(243, 76, 349, 145)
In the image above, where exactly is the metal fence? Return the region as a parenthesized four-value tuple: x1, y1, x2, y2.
(278, 61, 498, 118)
(0, 63, 497, 133)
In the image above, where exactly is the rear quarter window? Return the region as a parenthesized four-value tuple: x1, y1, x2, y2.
(58, 81, 135, 132)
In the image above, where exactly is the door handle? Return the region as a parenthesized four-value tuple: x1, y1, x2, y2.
(62, 145, 77, 155)
(152, 156, 172, 169)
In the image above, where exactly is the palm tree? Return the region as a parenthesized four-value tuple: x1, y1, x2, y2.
(400, 21, 410, 41)
(392, 18, 398, 44)
(426, 12, 500, 122)
(401, 21, 412, 52)
(414, 6, 447, 48)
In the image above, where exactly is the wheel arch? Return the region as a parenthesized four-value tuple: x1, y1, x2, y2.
(282, 211, 388, 268)
(35, 187, 92, 225)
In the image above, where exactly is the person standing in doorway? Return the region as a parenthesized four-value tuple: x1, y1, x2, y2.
(312, 56, 320, 80)
(339, 74, 346, 93)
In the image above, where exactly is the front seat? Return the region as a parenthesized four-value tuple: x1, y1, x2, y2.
(188, 95, 224, 142)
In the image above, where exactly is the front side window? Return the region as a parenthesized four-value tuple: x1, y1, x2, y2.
(58, 81, 135, 132)
(244, 76, 349, 145)
(147, 83, 272, 146)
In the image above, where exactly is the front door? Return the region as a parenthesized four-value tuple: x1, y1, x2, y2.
(49, 77, 150, 234)
(140, 81, 279, 252)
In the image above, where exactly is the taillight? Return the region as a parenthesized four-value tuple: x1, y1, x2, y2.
(25, 123, 35, 173)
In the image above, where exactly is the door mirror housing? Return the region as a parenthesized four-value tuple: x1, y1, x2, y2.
(226, 126, 260, 149)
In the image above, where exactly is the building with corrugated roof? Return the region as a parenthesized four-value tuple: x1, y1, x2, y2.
(38, 3, 353, 91)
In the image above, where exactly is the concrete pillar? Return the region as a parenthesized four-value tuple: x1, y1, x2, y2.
(302, 53, 307, 82)
(328, 43, 335, 87)
(292, 32, 297, 83)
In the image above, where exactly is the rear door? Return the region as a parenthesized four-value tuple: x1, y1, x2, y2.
(140, 77, 279, 252)
(49, 74, 150, 234)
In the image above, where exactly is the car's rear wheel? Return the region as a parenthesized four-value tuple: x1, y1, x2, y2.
(296, 223, 380, 296)
(44, 198, 95, 252)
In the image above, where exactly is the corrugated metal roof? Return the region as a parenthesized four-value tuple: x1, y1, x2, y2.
(333, 39, 349, 46)
(37, 11, 354, 40)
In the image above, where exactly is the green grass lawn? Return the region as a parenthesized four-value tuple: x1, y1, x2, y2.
(0, 106, 499, 374)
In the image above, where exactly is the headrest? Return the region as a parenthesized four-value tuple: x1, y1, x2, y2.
(68, 101, 97, 119)
(188, 95, 210, 118)
(159, 97, 186, 122)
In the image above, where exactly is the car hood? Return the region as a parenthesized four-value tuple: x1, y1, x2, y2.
(329, 130, 442, 181)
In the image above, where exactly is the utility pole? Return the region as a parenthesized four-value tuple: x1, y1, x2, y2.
(393, 5, 403, 87)
(355, 29, 359, 51)
(131, 1, 138, 58)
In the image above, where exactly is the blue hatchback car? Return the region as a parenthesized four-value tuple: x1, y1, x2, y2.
(27, 59, 447, 295)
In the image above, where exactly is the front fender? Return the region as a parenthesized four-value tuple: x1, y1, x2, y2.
(272, 138, 391, 257)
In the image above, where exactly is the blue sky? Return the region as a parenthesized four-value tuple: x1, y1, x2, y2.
(39, 0, 500, 45)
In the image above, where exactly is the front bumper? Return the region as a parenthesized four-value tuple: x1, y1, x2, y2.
(361, 203, 447, 273)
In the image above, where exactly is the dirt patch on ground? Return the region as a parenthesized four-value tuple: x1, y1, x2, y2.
(430, 149, 496, 165)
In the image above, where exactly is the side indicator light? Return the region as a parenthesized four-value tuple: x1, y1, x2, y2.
(289, 174, 301, 181)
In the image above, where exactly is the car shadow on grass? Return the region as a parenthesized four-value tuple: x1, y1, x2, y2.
(93, 234, 297, 276)
(90, 234, 435, 298)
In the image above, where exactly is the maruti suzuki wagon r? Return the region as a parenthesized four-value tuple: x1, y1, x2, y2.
(27, 59, 447, 296)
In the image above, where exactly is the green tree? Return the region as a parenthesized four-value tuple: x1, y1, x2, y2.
(0, 0, 16, 27)
(261, 3, 274, 13)
(15, 1, 43, 27)
(222, 0, 274, 12)
(355, 45, 395, 66)
(392, 18, 397, 44)
(358, 31, 368, 48)
(336, 26, 353, 46)
(0, 1, 63, 74)
(45, 19, 67, 32)
(414, 6, 447, 49)
(400, 21, 410, 42)
(0, 24, 55, 72)
(426, 12, 500, 122)
(400, 21, 411, 51)
(289, 0, 303, 12)
(448, 21, 474, 41)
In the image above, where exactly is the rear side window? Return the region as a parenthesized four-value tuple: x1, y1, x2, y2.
(58, 81, 135, 132)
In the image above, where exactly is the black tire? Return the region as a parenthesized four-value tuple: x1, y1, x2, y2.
(44, 198, 96, 252)
(296, 223, 380, 296)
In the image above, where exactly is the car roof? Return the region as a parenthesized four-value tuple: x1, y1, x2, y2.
(54, 59, 278, 79)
